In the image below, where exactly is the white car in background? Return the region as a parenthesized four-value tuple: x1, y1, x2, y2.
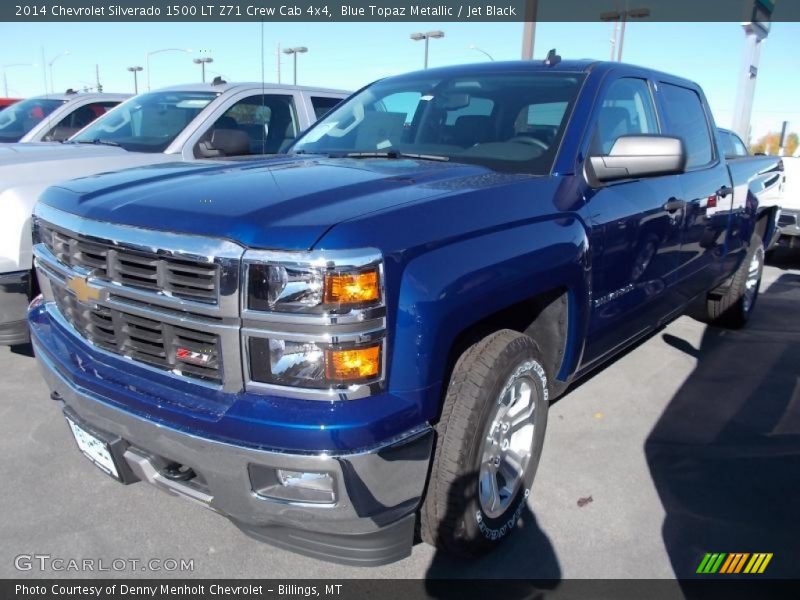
(0, 92, 128, 143)
(777, 155, 800, 250)
(0, 80, 348, 344)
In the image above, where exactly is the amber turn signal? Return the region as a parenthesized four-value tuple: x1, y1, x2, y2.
(325, 345, 381, 382)
(323, 269, 380, 306)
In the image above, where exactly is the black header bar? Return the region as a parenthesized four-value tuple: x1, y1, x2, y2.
(2, 0, 799, 23)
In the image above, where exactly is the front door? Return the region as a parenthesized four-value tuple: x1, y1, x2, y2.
(582, 76, 685, 366)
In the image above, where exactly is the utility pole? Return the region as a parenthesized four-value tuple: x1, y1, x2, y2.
(521, 0, 538, 59)
(732, 1, 774, 143)
(95, 64, 103, 92)
(276, 43, 281, 83)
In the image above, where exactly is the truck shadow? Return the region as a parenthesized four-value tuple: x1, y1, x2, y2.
(645, 272, 800, 579)
(424, 471, 561, 596)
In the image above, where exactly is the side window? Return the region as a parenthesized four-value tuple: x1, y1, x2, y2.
(44, 101, 119, 141)
(660, 83, 713, 168)
(198, 94, 298, 157)
(310, 96, 341, 120)
(731, 133, 748, 156)
(592, 78, 658, 155)
(718, 131, 735, 158)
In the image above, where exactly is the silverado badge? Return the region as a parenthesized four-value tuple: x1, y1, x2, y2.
(66, 275, 103, 305)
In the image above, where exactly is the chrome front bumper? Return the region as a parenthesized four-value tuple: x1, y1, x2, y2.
(0, 270, 31, 345)
(34, 343, 434, 566)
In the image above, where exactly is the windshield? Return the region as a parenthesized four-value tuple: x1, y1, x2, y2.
(70, 91, 218, 152)
(291, 70, 584, 174)
(0, 98, 66, 143)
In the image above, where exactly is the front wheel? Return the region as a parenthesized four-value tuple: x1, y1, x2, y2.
(420, 330, 549, 558)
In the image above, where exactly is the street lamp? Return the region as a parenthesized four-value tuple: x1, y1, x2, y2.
(126, 66, 143, 94)
(282, 47, 308, 85)
(145, 48, 192, 91)
(193, 57, 214, 83)
(410, 31, 445, 69)
(469, 45, 495, 61)
(2, 62, 35, 97)
(47, 51, 70, 94)
(600, 7, 650, 62)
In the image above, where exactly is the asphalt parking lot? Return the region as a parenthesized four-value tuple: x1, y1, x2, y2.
(2, 252, 799, 581)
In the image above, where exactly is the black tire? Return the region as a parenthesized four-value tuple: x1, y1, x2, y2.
(707, 234, 764, 328)
(420, 329, 549, 558)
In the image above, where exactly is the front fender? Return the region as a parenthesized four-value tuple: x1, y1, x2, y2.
(0, 183, 50, 273)
(389, 216, 590, 417)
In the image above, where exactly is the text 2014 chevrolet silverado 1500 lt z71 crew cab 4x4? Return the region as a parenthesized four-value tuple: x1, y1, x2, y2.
(0, 92, 128, 143)
(0, 82, 346, 345)
(29, 59, 782, 565)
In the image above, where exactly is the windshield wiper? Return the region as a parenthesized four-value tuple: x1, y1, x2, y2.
(335, 151, 450, 162)
(69, 138, 121, 147)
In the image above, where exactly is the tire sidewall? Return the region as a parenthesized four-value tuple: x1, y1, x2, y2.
(461, 344, 549, 550)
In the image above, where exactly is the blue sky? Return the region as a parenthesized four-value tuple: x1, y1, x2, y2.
(1, 21, 798, 140)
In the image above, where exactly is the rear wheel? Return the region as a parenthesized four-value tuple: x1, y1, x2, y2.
(707, 234, 764, 328)
(420, 329, 549, 557)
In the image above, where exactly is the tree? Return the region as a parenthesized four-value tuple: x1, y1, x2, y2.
(750, 131, 798, 156)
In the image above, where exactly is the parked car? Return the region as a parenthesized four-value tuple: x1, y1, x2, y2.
(0, 92, 128, 143)
(28, 59, 781, 565)
(0, 98, 21, 110)
(717, 127, 784, 249)
(777, 156, 800, 249)
(0, 81, 347, 345)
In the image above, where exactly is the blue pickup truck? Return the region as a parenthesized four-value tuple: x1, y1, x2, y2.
(28, 58, 782, 565)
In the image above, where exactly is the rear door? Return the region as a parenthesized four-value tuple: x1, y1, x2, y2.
(582, 75, 686, 365)
(656, 81, 733, 300)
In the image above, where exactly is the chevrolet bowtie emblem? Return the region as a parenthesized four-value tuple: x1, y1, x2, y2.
(66, 275, 103, 304)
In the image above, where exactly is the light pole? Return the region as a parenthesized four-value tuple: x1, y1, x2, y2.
(126, 66, 143, 94)
(410, 31, 445, 69)
(282, 47, 308, 85)
(521, 0, 538, 59)
(193, 57, 213, 83)
(469, 45, 495, 61)
(2, 63, 35, 97)
(600, 6, 650, 62)
(145, 48, 192, 91)
(47, 51, 70, 94)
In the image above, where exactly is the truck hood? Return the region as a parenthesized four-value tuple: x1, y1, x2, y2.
(0, 143, 176, 188)
(39, 156, 501, 250)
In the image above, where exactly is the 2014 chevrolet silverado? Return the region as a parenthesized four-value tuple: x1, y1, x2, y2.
(29, 59, 782, 565)
(0, 81, 346, 345)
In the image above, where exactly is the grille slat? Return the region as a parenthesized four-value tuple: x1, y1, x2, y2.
(52, 283, 222, 384)
(42, 225, 219, 304)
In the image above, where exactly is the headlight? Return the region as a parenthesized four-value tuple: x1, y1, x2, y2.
(248, 337, 382, 389)
(244, 249, 383, 314)
(242, 249, 386, 396)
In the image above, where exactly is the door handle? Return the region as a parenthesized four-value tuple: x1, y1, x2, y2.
(663, 198, 686, 213)
(717, 186, 733, 198)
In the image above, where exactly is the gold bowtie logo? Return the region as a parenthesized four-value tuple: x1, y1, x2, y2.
(66, 275, 103, 304)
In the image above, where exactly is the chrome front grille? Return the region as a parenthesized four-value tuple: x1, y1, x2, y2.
(33, 204, 244, 391)
(43, 224, 219, 303)
(52, 283, 222, 383)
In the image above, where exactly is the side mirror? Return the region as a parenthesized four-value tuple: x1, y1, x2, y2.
(588, 135, 686, 183)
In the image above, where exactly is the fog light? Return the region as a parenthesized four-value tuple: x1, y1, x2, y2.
(249, 463, 336, 504)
